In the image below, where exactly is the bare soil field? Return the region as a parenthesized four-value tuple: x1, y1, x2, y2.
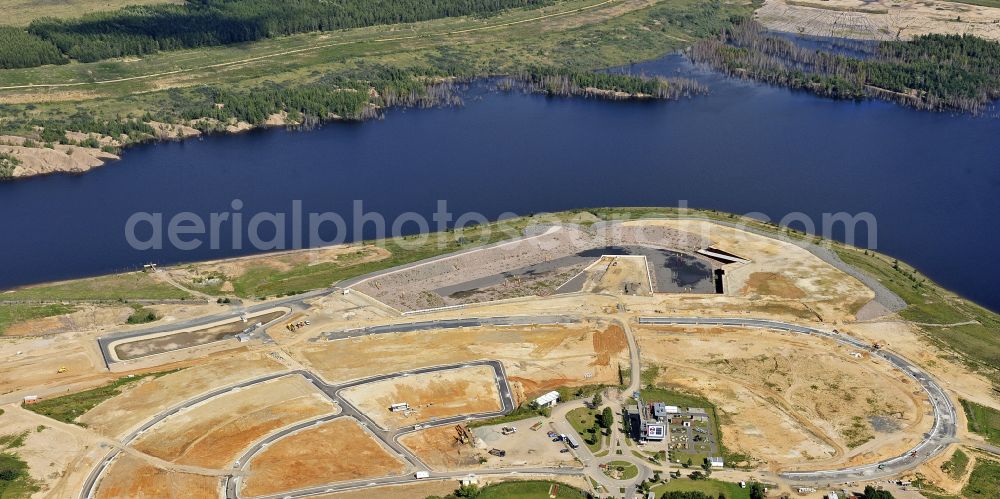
(113, 310, 284, 360)
(579, 256, 652, 295)
(0, 138, 119, 178)
(295, 322, 627, 404)
(841, 320, 999, 410)
(636, 325, 931, 470)
(756, 0, 1000, 40)
(624, 220, 873, 322)
(340, 365, 501, 430)
(132, 375, 337, 468)
(241, 418, 407, 496)
(352, 224, 709, 311)
(78, 353, 285, 438)
(2, 304, 133, 337)
(95, 454, 219, 499)
(0, 405, 105, 498)
(0, 332, 107, 399)
(399, 425, 485, 469)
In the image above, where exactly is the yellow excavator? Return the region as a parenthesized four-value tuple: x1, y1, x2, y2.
(57, 366, 67, 373)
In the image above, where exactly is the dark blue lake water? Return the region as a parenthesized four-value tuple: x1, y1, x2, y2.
(2, 54, 998, 311)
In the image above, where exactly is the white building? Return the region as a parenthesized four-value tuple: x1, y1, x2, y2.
(645, 423, 666, 440)
(708, 456, 724, 468)
(534, 390, 560, 408)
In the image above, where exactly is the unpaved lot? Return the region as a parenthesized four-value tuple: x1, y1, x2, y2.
(340, 365, 501, 430)
(241, 418, 406, 496)
(0, 332, 107, 400)
(756, 0, 1000, 41)
(295, 323, 628, 404)
(636, 325, 930, 470)
(0, 405, 104, 499)
(579, 256, 652, 295)
(623, 219, 874, 321)
(95, 454, 219, 499)
(132, 375, 337, 468)
(78, 353, 285, 438)
(114, 311, 285, 360)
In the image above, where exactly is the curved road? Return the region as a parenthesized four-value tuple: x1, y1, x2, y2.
(81, 361, 516, 499)
(638, 317, 958, 483)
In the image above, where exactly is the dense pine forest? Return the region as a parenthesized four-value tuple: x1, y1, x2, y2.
(690, 20, 1000, 113)
(0, 0, 550, 67)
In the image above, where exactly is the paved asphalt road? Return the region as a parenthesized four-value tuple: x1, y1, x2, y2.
(638, 317, 958, 484)
(75, 359, 516, 499)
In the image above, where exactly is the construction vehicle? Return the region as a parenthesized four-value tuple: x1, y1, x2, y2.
(57, 366, 67, 373)
(488, 448, 506, 457)
(455, 424, 474, 445)
(501, 426, 517, 435)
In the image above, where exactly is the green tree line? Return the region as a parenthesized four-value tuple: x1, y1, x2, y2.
(0, 0, 550, 66)
(690, 20, 1000, 113)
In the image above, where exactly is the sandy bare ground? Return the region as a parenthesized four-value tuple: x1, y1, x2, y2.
(132, 375, 337, 468)
(241, 418, 407, 497)
(623, 220, 874, 322)
(95, 453, 219, 499)
(756, 0, 1000, 41)
(295, 322, 628, 404)
(0, 404, 104, 499)
(580, 256, 652, 295)
(636, 325, 931, 471)
(2, 304, 134, 337)
(0, 331, 108, 400)
(78, 353, 285, 438)
(399, 425, 486, 469)
(0, 136, 119, 178)
(340, 365, 501, 430)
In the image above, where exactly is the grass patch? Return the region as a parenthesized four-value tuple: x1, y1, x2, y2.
(961, 399, 1000, 446)
(0, 431, 29, 450)
(961, 457, 1000, 499)
(942, 448, 970, 480)
(567, 407, 603, 452)
(1, 272, 190, 301)
(22, 369, 179, 425)
(0, 451, 39, 498)
(0, 0, 183, 26)
(835, 246, 1000, 375)
(603, 460, 639, 481)
(125, 305, 159, 325)
(227, 218, 533, 298)
(475, 480, 588, 498)
(651, 477, 750, 499)
(0, 303, 76, 334)
(468, 404, 550, 429)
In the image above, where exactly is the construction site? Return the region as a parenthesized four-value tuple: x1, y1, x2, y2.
(0, 216, 997, 499)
